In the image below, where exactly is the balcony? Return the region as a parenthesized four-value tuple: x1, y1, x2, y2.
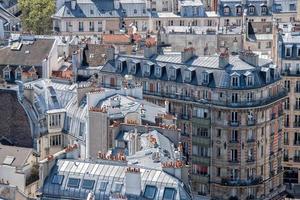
(294, 140, 300, 146)
(143, 90, 288, 109)
(191, 174, 210, 183)
(192, 156, 210, 165)
(283, 156, 289, 162)
(229, 121, 239, 127)
(247, 138, 255, 143)
(284, 140, 289, 145)
(295, 123, 300, 128)
(294, 156, 300, 162)
(247, 119, 256, 126)
(228, 159, 239, 164)
(220, 176, 262, 186)
(246, 157, 255, 163)
(229, 139, 239, 144)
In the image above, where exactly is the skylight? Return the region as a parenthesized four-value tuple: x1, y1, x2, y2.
(67, 178, 80, 188)
(82, 179, 95, 190)
(143, 185, 157, 199)
(52, 175, 64, 185)
(163, 187, 176, 200)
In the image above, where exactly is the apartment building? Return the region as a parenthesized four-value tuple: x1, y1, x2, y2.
(97, 43, 287, 199)
(276, 28, 300, 191)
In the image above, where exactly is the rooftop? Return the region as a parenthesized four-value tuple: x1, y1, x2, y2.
(0, 144, 33, 167)
(41, 159, 191, 200)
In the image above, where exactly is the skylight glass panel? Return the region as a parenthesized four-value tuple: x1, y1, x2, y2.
(113, 182, 123, 193)
(163, 187, 176, 200)
(143, 185, 157, 199)
(82, 179, 95, 190)
(51, 175, 64, 185)
(99, 181, 108, 191)
(67, 178, 80, 188)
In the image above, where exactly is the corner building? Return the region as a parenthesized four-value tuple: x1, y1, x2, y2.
(97, 46, 287, 199)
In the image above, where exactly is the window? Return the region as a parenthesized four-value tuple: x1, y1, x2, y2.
(15, 71, 22, 80)
(231, 76, 239, 87)
(50, 135, 61, 146)
(290, 4, 296, 11)
(79, 22, 84, 32)
(144, 64, 150, 75)
(98, 21, 103, 32)
(67, 178, 80, 188)
(261, 6, 267, 15)
(231, 111, 238, 122)
(4, 71, 10, 80)
(169, 68, 175, 78)
(99, 181, 108, 191)
(236, 6, 242, 15)
(295, 132, 300, 145)
(163, 187, 176, 200)
(231, 93, 238, 103)
(117, 61, 123, 72)
(231, 130, 238, 142)
(143, 185, 157, 199)
(90, 9, 94, 15)
(286, 47, 292, 57)
(82, 179, 95, 190)
(113, 182, 123, 193)
(224, 6, 230, 15)
(79, 122, 85, 136)
(52, 175, 64, 185)
(155, 66, 161, 77)
(217, 129, 221, 137)
(89, 21, 94, 32)
(217, 147, 221, 157)
(231, 149, 238, 162)
(185, 71, 191, 81)
(143, 9, 146, 14)
(246, 76, 253, 86)
(203, 72, 209, 84)
(247, 92, 253, 102)
(249, 6, 255, 14)
(130, 64, 136, 74)
(217, 167, 221, 177)
(134, 9, 137, 14)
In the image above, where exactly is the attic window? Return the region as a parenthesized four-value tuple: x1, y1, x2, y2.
(224, 6, 230, 15)
(143, 185, 157, 199)
(90, 9, 94, 15)
(231, 76, 239, 87)
(261, 5, 267, 15)
(134, 9, 137, 14)
(4, 71, 10, 80)
(169, 68, 176, 78)
(249, 5, 255, 15)
(246, 76, 253, 86)
(155, 66, 161, 77)
(185, 71, 191, 82)
(130, 63, 136, 74)
(117, 61, 123, 72)
(236, 5, 242, 15)
(144, 64, 150, 75)
(285, 46, 292, 57)
(203, 72, 209, 84)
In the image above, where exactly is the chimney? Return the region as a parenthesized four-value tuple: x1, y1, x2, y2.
(144, 36, 157, 58)
(239, 47, 259, 67)
(219, 48, 229, 68)
(125, 167, 142, 196)
(72, 51, 78, 82)
(71, 0, 77, 10)
(165, 100, 169, 113)
(181, 47, 195, 63)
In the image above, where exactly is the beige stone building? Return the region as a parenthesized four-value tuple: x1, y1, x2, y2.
(97, 44, 287, 199)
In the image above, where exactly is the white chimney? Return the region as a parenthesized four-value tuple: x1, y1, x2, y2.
(125, 167, 142, 196)
(72, 51, 78, 82)
(165, 100, 169, 113)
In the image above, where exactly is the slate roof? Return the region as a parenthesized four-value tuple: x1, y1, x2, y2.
(100, 53, 278, 90)
(41, 159, 191, 200)
(0, 39, 55, 67)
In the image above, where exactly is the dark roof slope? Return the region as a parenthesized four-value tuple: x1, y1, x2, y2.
(0, 89, 32, 148)
(0, 39, 55, 67)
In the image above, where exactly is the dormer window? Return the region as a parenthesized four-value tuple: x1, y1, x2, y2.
(236, 5, 242, 15)
(130, 63, 136, 74)
(249, 5, 255, 15)
(155, 66, 161, 77)
(285, 45, 292, 57)
(266, 71, 270, 82)
(117, 61, 123, 72)
(231, 73, 240, 87)
(169, 67, 175, 77)
(246, 76, 254, 86)
(144, 64, 150, 76)
(4, 71, 10, 80)
(15, 71, 22, 80)
(202, 72, 209, 84)
(224, 6, 230, 15)
(185, 70, 191, 82)
(261, 5, 267, 15)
